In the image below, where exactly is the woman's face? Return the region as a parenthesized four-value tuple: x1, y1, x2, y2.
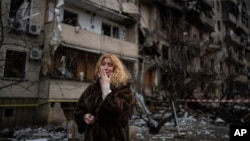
(100, 57, 114, 77)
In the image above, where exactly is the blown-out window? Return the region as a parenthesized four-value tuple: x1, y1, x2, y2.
(53, 46, 134, 81)
(9, 0, 31, 19)
(4, 50, 27, 79)
(3, 108, 15, 118)
(53, 46, 100, 81)
(102, 23, 119, 39)
(63, 10, 78, 26)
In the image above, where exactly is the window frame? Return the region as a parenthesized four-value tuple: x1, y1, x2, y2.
(9, 0, 32, 19)
(3, 108, 15, 119)
(2, 47, 28, 80)
(101, 21, 125, 39)
(62, 8, 79, 26)
(52, 46, 100, 81)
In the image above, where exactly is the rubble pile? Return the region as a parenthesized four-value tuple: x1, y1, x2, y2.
(1, 105, 246, 141)
(130, 109, 230, 141)
(0, 122, 80, 141)
(187, 102, 250, 124)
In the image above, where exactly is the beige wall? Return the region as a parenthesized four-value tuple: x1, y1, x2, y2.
(48, 80, 90, 99)
(31, 0, 47, 26)
(61, 24, 138, 58)
(88, 0, 120, 12)
(0, 44, 42, 98)
(0, 0, 45, 98)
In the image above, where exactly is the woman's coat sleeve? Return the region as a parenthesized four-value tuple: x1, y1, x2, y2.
(74, 85, 92, 133)
(96, 84, 133, 122)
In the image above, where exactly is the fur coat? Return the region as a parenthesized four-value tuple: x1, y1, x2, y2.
(74, 80, 133, 141)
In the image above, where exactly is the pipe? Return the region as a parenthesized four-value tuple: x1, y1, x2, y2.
(171, 100, 180, 135)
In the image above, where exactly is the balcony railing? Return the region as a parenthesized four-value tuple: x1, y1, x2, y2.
(222, 13, 237, 27)
(225, 34, 245, 48)
(225, 49, 245, 67)
(200, 15, 214, 30)
(238, 22, 250, 34)
(65, 0, 137, 25)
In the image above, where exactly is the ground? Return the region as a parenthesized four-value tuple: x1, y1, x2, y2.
(130, 111, 230, 141)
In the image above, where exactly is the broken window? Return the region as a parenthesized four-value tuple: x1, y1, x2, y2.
(3, 108, 15, 118)
(210, 59, 214, 71)
(113, 26, 119, 38)
(217, 21, 221, 31)
(9, 0, 31, 19)
(247, 67, 250, 79)
(8, 0, 31, 32)
(241, 11, 248, 25)
(4, 50, 27, 79)
(9, 0, 31, 18)
(245, 50, 250, 61)
(53, 46, 100, 81)
(159, 11, 167, 31)
(63, 10, 78, 26)
(220, 62, 223, 74)
(102, 23, 120, 39)
(162, 45, 169, 60)
(216, 1, 220, 11)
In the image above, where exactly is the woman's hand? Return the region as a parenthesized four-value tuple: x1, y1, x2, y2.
(98, 67, 111, 85)
(98, 67, 112, 99)
(84, 113, 95, 124)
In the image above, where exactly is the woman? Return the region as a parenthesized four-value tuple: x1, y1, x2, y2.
(74, 54, 133, 141)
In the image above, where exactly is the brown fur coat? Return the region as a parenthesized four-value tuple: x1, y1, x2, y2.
(74, 80, 133, 141)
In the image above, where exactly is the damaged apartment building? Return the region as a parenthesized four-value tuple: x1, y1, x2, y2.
(139, 0, 250, 110)
(0, 0, 139, 128)
(0, 0, 250, 129)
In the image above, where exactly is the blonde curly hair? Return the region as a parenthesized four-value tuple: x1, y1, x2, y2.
(95, 54, 131, 87)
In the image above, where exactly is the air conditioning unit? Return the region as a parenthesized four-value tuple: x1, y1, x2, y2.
(29, 48, 42, 60)
(28, 23, 41, 35)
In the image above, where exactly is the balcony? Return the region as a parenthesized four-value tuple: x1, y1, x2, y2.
(237, 22, 250, 34)
(65, 0, 137, 25)
(60, 24, 138, 59)
(200, 0, 213, 10)
(225, 49, 245, 67)
(200, 15, 214, 31)
(225, 33, 246, 48)
(222, 13, 237, 27)
(48, 79, 87, 99)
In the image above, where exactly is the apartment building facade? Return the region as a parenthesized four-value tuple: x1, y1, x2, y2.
(0, 0, 139, 128)
(0, 0, 250, 129)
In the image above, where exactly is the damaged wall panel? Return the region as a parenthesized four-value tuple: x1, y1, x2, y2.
(122, 2, 139, 15)
(87, 0, 120, 13)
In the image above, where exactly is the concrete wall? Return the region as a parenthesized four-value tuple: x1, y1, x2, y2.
(48, 80, 90, 99)
(0, 0, 45, 97)
(61, 23, 138, 58)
